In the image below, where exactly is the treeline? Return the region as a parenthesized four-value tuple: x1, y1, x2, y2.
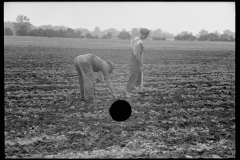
(4, 26, 133, 40)
(4, 14, 235, 41)
(29, 28, 84, 38)
(3, 15, 140, 40)
(5, 25, 235, 42)
(174, 32, 235, 42)
(4, 26, 128, 39)
(197, 33, 234, 42)
(3, 15, 175, 40)
(4, 25, 235, 42)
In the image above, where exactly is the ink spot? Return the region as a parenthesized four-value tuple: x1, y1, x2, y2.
(109, 100, 132, 122)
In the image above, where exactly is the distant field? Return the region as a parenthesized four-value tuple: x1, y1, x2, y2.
(5, 36, 235, 158)
(4, 35, 235, 50)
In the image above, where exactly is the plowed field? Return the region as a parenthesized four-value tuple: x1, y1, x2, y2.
(5, 36, 235, 158)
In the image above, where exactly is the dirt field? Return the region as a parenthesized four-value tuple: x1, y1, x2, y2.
(4, 36, 235, 158)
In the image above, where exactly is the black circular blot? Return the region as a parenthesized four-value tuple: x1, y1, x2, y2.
(109, 100, 132, 122)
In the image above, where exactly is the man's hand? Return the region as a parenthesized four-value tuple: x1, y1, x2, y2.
(105, 79, 117, 100)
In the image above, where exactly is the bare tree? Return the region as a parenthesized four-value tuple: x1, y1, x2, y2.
(13, 14, 32, 36)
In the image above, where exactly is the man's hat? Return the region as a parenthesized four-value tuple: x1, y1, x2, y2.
(140, 28, 150, 35)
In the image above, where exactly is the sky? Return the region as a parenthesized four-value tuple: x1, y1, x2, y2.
(4, 2, 235, 35)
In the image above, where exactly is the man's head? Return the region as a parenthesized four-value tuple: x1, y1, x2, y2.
(107, 61, 115, 74)
(139, 28, 150, 39)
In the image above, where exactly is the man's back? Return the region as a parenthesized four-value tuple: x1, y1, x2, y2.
(129, 36, 143, 66)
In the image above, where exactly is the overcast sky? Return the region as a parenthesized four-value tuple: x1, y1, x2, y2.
(4, 2, 235, 35)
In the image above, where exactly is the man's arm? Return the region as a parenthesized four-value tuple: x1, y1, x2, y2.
(105, 79, 116, 98)
(135, 44, 143, 70)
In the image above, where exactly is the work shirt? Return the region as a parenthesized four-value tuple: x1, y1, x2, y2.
(84, 54, 110, 80)
(129, 36, 144, 67)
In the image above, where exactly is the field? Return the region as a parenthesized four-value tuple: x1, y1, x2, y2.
(4, 36, 235, 158)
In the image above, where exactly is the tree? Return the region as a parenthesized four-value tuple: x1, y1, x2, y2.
(214, 30, 220, 36)
(131, 28, 139, 37)
(29, 28, 44, 37)
(174, 32, 197, 41)
(13, 14, 32, 36)
(199, 29, 208, 36)
(174, 34, 182, 41)
(229, 35, 234, 42)
(28, 29, 37, 36)
(102, 32, 113, 39)
(219, 33, 229, 41)
(65, 28, 75, 38)
(93, 27, 101, 37)
(103, 28, 118, 38)
(187, 34, 197, 41)
(195, 34, 200, 38)
(38, 28, 45, 37)
(165, 32, 174, 39)
(208, 33, 219, 41)
(4, 27, 14, 36)
(117, 31, 131, 40)
(223, 29, 234, 37)
(152, 29, 162, 37)
(149, 30, 154, 37)
(106, 32, 112, 39)
(198, 34, 209, 41)
(75, 30, 84, 38)
(180, 31, 188, 35)
(85, 33, 94, 39)
(102, 34, 107, 39)
(58, 29, 64, 37)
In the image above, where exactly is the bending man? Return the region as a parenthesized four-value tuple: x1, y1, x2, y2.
(74, 54, 116, 102)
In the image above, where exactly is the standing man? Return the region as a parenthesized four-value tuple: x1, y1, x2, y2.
(74, 53, 116, 103)
(125, 28, 150, 98)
